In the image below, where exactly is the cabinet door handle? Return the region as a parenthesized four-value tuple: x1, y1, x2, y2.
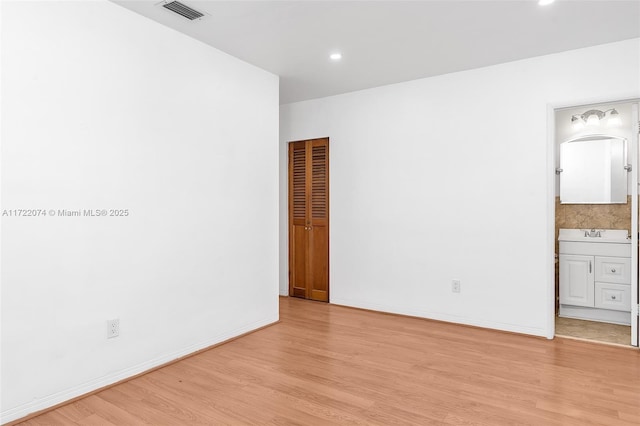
(611, 295, 617, 300)
(611, 268, 616, 273)
(589, 261, 592, 273)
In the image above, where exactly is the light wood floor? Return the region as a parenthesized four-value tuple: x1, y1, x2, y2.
(17, 297, 640, 425)
(556, 316, 631, 346)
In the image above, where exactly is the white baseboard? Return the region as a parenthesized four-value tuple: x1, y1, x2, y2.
(1, 316, 277, 425)
(330, 297, 547, 337)
(559, 304, 631, 325)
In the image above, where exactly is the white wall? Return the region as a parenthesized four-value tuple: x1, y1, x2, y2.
(279, 38, 640, 337)
(1, 1, 278, 423)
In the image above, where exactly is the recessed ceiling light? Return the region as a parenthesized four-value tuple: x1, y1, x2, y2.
(538, 0, 555, 5)
(329, 53, 342, 61)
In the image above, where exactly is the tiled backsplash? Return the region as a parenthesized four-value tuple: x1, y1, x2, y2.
(556, 196, 631, 231)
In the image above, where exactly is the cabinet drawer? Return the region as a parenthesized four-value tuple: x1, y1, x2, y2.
(594, 282, 631, 312)
(595, 256, 631, 284)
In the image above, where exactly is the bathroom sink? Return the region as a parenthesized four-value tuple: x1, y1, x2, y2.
(558, 228, 630, 243)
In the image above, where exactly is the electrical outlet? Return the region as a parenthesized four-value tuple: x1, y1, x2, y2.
(107, 319, 120, 339)
(451, 280, 461, 293)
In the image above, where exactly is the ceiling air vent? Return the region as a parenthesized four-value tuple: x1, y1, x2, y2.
(162, 1, 204, 21)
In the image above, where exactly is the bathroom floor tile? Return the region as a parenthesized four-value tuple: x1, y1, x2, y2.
(555, 316, 631, 346)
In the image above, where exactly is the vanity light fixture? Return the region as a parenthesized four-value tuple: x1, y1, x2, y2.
(608, 109, 622, 126)
(586, 112, 601, 126)
(329, 52, 342, 61)
(570, 108, 621, 128)
(538, 0, 555, 5)
(571, 115, 584, 130)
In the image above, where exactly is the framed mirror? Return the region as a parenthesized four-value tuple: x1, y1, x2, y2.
(559, 134, 628, 204)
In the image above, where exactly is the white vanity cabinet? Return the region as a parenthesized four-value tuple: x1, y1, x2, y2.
(558, 229, 631, 325)
(559, 255, 594, 307)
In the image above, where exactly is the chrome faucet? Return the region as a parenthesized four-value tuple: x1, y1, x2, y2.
(584, 229, 601, 237)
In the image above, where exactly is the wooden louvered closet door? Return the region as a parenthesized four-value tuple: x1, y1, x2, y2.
(289, 138, 329, 302)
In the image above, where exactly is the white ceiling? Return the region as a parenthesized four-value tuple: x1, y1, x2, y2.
(112, 1, 640, 104)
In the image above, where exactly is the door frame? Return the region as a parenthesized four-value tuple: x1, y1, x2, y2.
(632, 103, 639, 346)
(287, 137, 330, 301)
(547, 96, 640, 345)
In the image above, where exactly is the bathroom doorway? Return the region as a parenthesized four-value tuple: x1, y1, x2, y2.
(553, 100, 639, 347)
